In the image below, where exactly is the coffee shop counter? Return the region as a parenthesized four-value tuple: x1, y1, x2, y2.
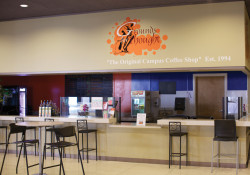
(0, 115, 249, 168)
(156, 116, 250, 168)
(157, 116, 250, 126)
(0, 115, 116, 124)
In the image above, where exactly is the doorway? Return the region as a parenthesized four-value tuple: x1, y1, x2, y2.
(194, 74, 227, 119)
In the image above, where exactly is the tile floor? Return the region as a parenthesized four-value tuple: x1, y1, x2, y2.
(0, 153, 249, 175)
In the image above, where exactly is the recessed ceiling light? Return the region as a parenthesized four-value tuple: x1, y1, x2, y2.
(20, 4, 28, 8)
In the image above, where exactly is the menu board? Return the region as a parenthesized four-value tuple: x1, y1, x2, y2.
(136, 113, 146, 126)
(91, 97, 103, 110)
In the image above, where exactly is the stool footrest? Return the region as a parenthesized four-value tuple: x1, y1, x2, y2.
(28, 163, 39, 168)
(43, 164, 61, 169)
(170, 153, 187, 157)
(80, 148, 96, 152)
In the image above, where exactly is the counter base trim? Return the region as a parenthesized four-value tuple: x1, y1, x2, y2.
(0, 149, 247, 168)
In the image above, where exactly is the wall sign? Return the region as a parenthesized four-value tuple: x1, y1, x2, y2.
(107, 17, 168, 56)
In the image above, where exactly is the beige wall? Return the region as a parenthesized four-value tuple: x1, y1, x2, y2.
(245, 7, 250, 70)
(0, 1, 246, 74)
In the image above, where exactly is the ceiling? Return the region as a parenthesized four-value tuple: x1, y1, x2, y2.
(0, 0, 249, 22)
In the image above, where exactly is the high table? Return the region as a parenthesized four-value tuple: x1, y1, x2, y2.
(16, 121, 64, 175)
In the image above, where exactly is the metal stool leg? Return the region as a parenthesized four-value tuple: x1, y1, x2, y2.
(169, 134, 171, 168)
(58, 147, 65, 175)
(76, 135, 85, 175)
(236, 139, 239, 175)
(34, 128, 37, 156)
(87, 133, 89, 163)
(186, 134, 188, 166)
(217, 141, 220, 168)
(0, 134, 10, 175)
(5, 127, 7, 152)
(50, 131, 53, 158)
(95, 131, 97, 161)
(44, 129, 47, 159)
(16, 142, 24, 174)
(24, 143, 30, 175)
(16, 133, 18, 157)
(82, 133, 84, 160)
(179, 135, 181, 169)
(211, 140, 214, 173)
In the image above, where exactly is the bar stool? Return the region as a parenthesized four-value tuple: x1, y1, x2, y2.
(0, 126, 8, 150)
(42, 125, 85, 175)
(211, 119, 239, 175)
(44, 118, 55, 159)
(169, 121, 188, 169)
(0, 123, 39, 175)
(77, 119, 97, 163)
(15, 117, 37, 156)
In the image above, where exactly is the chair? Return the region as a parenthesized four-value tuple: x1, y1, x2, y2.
(15, 117, 37, 156)
(169, 122, 188, 169)
(44, 118, 55, 159)
(42, 125, 85, 175)
(77, 119, 98, 163)
(211, 119, 239, 175)
(0, 126, 8, 150)
(0, 123, 39, 175)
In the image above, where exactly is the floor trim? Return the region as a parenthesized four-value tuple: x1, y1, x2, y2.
(0, 149, 246, 168)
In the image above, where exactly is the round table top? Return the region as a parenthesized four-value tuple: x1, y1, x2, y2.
(16, 121, 64, 127)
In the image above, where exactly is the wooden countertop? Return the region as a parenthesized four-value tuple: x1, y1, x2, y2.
(0, 115, 116, 124)
(157, 116, 250, 127)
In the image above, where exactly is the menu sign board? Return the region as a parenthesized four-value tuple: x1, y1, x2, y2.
(91, 97, 103, 110)
(136, 113, 146, 126)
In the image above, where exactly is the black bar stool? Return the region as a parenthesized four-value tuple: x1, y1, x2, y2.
(0, 123, 39, 175)
(211, 119, 239, 175)
(42, 125, 85, 175)
(44, 118, 55, 159)
(0, 126, 8, 150)
(15, 117, 37, 156)
(77, 119, 97, 163)
(169, 121, 188, 169)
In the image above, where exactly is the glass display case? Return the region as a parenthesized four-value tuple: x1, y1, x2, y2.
(60, 97, 120, 118)
(131, 91, 151, 117)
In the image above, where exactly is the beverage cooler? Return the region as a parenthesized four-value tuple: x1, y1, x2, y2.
(131, 91, 151, 117)
(1, 86, 27, 116)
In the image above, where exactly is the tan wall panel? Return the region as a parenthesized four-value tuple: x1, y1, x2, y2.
(0, 1, 245, 74)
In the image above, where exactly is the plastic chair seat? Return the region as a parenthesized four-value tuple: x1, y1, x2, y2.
(0, 126, 8, 129)
(14, 139, 39, 144)
(46, 141, 77, 148)
(213, 136, 238, 142)
(170, 132, 188, 137)
(46, 127, 54, 132)
(78, 129, 97, 134)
